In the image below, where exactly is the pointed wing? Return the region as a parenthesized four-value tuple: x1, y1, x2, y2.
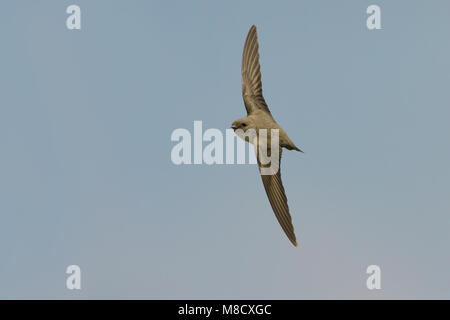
(241, 25, 271, 115)
(258, 148, 297, 246)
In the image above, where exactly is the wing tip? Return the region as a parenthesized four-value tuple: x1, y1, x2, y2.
(289, 237, 298, 247)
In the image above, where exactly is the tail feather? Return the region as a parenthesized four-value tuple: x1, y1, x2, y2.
(293, 146, 304, 153)
(286, 145, 304, 153)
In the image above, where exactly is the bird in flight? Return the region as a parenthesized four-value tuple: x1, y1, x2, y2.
(231, 25, 303, 247)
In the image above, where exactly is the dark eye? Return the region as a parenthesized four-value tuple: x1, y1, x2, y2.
(242, 123, 247, 127)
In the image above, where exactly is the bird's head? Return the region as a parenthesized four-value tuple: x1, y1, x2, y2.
(231, 117, 253, 132)
(231, 117, 257, 143)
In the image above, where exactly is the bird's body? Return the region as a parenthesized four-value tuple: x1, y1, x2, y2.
(234, 110, 300, 150)
(232, 25, 302, 247)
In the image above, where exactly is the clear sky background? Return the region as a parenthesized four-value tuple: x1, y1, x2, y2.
(1, 1, 449, 299)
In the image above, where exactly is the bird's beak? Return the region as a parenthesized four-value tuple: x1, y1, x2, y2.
(231, 125, 237, 130)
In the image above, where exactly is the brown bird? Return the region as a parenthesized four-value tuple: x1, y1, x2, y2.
(231, 25, 303, 247)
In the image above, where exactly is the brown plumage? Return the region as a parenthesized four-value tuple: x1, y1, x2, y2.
(232, 25, 303, 246)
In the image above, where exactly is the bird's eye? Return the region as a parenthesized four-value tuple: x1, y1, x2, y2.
(242, 123, 247, 127)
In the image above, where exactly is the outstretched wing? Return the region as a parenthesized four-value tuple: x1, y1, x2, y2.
(241, 25, 271, 115)
(258, 148, 297, 246)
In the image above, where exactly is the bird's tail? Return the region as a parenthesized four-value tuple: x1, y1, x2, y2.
(286, 145, 304, 153)
(293, 146, 304, 153)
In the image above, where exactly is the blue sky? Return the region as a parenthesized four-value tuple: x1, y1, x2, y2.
(0, 1, 449, 298)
